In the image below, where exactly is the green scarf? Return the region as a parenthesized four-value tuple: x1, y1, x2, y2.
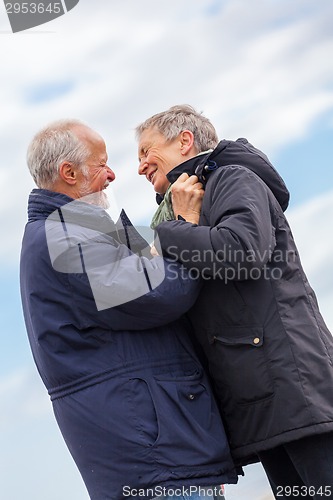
(150, 184, 175, 229)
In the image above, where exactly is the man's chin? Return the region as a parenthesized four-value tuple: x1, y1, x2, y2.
(79, 190, 110, 209)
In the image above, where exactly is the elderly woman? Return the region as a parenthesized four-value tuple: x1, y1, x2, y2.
(136, 104, 333, 500)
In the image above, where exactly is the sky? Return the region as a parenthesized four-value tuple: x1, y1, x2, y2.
(0, 0, 332, 499)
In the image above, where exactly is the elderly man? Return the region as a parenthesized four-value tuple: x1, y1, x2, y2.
(136, 105, 333, 500)
(20, 120, 237, 500)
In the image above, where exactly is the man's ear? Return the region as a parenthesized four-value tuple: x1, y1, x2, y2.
(180, 130, 195, 156)
(59, 161, 77, 185)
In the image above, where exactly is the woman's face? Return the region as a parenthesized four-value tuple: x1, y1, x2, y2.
(137, 128, 185, 194)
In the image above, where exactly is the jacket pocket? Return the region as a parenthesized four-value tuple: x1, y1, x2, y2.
(126, 377, 159, 446)
(127, 366, 232, 469)
(210, 326, 274, 405)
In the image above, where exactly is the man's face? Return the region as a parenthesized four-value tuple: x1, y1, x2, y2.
(138, 128, 185, 195)
(75, 126, 116, 206)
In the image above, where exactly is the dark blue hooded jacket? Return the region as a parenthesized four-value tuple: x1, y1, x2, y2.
(20, 189, 237, 500)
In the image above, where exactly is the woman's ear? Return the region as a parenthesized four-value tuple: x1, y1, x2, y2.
(180, 130, 195, 156)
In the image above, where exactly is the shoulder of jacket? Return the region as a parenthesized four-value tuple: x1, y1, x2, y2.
(206, 162, 259, 185)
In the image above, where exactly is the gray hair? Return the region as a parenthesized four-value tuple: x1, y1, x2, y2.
(135, 104, 219, 152)
(27, 119, 90, 189)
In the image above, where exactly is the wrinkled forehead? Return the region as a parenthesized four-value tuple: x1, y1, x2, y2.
(138, 126, 161, 142)
(138, 127, 167, 153)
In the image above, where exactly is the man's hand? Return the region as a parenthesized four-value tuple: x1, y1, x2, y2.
(171, 173, 204, 224)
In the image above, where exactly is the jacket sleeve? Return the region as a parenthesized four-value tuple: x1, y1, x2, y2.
(155, 165, 277, 280)
(47, 222, 201, 331)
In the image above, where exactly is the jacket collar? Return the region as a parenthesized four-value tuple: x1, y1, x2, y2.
(27, 188, 117, 235)
(28, 189, 74, 222)
(27, 188, 149, 253)
(154, 150, 215, 205)
(166, 149, 214, 185)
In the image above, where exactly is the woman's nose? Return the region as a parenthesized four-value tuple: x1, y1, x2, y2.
(138, 160, 148, 176)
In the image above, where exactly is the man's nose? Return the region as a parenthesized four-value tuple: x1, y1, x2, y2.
(106, 165, 116, 182)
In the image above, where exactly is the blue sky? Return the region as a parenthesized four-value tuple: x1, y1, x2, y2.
(273, 117, 333, 206)
(1, 1, 333, 499)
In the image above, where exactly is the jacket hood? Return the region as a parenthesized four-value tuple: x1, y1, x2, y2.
(167, 138, 290, 212)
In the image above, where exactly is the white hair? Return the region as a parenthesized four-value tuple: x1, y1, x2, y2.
(135, 104, 219, 152)
(26, 119, 90, 189)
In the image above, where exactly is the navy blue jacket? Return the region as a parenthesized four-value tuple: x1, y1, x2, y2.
(156, 138, 333, 466)
(20, 189, 237, 500)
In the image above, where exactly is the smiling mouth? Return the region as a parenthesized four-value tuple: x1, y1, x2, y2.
(148, 170, 157, 183)
(103, 180, 110, 190)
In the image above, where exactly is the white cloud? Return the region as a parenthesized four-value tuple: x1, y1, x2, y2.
(1, 0, 333, 264)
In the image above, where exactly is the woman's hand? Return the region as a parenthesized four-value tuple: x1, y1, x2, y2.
(171, 173, 204, 224)
(150, 244, 159, 256)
